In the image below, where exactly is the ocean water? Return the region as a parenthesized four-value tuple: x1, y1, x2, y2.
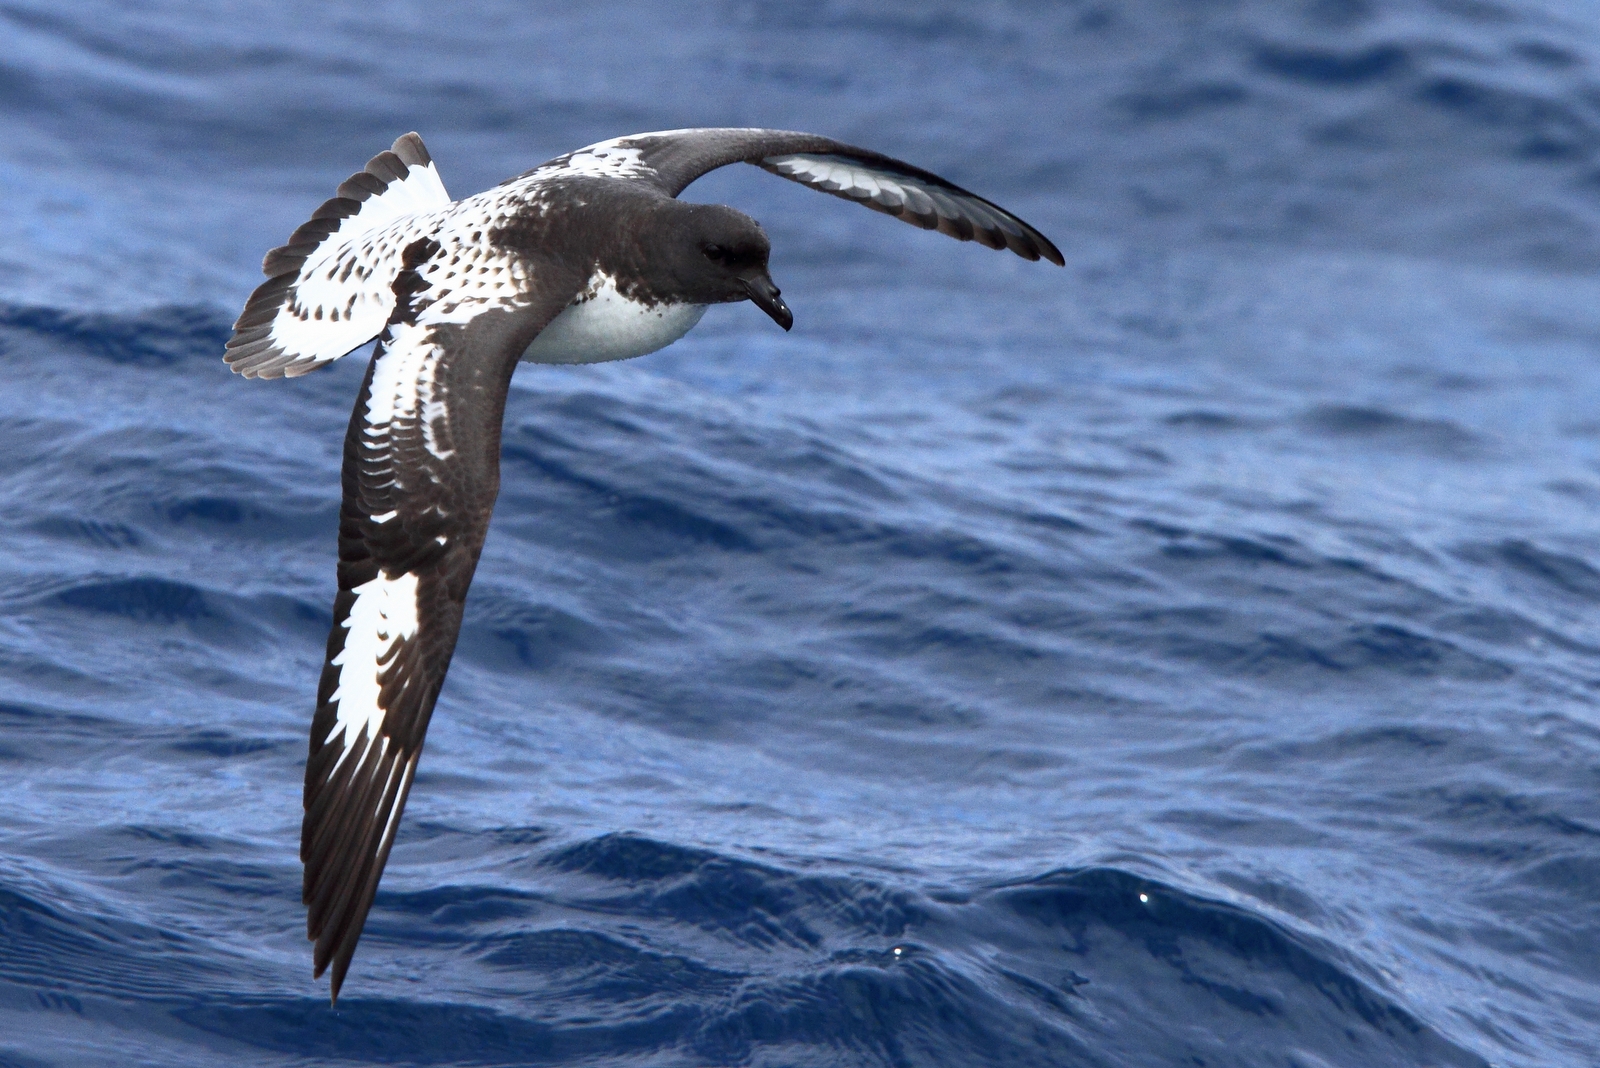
(3, 1, 1599, 1065)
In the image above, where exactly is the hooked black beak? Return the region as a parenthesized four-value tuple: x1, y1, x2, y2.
(741, 272, 793, 331)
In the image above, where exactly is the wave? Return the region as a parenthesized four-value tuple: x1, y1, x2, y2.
(2, 830, 1490, 1066)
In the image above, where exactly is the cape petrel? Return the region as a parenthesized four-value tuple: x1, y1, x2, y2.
(225, 128, 1062, 1001)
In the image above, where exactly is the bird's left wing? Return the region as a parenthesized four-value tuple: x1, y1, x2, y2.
(301, 235, 582, 1002)
(504, 127, 1063, 265)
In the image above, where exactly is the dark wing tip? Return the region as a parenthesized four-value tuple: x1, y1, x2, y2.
(306, 744, 419, 1004)
(1032, 231, 1066, 267)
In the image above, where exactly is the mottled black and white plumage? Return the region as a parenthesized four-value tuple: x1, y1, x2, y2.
(226, 127, 1061, 1002)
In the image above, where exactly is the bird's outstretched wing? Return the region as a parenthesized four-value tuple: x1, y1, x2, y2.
(225, 133, 455, 379)
(301, 234, 582, 1002)
(506, 127, 1063, 265)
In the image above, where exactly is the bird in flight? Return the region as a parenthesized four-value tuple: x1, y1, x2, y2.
(225, 127, 1062, 1002)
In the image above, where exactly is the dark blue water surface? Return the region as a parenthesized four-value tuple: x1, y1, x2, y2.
(4, 1, 1600, 1064)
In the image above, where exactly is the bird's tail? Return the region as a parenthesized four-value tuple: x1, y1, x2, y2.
(224, 133, 454, 379)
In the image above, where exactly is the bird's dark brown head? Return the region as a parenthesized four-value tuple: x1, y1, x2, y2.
(664, 203, 792, 330)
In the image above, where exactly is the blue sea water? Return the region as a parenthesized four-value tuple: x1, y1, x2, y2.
(3, 0, 1600, 1064)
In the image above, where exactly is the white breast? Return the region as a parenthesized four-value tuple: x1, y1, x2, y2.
(521, 273, 707, 365)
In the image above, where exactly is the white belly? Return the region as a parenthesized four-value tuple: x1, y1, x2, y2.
(521, 274, 707, 365)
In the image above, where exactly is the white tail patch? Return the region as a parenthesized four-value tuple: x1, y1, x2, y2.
(326, 570, 421, 774)
(225, 133, 455, 380)
(264, 205, 449, 363)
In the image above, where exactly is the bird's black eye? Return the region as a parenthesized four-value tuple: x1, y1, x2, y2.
(703, 244, 726, 263)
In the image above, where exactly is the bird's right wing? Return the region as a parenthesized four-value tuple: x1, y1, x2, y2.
(504, 127, 1063, 265)
(225, 133, 455, 379)
(301, 235, 582, 1002)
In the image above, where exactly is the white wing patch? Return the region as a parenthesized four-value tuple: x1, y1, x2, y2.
(526, 127, 735, 183)
(763, 153, 1008, 231)
(359, 242, 548, 461)
(365, 321, 440, 428)
(766, 155, 898, 199)
(326, 569, 421, 775)
(498, 127, 764, 190)
(540, 138, 652, 180)
(363, 319, 456, 462)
